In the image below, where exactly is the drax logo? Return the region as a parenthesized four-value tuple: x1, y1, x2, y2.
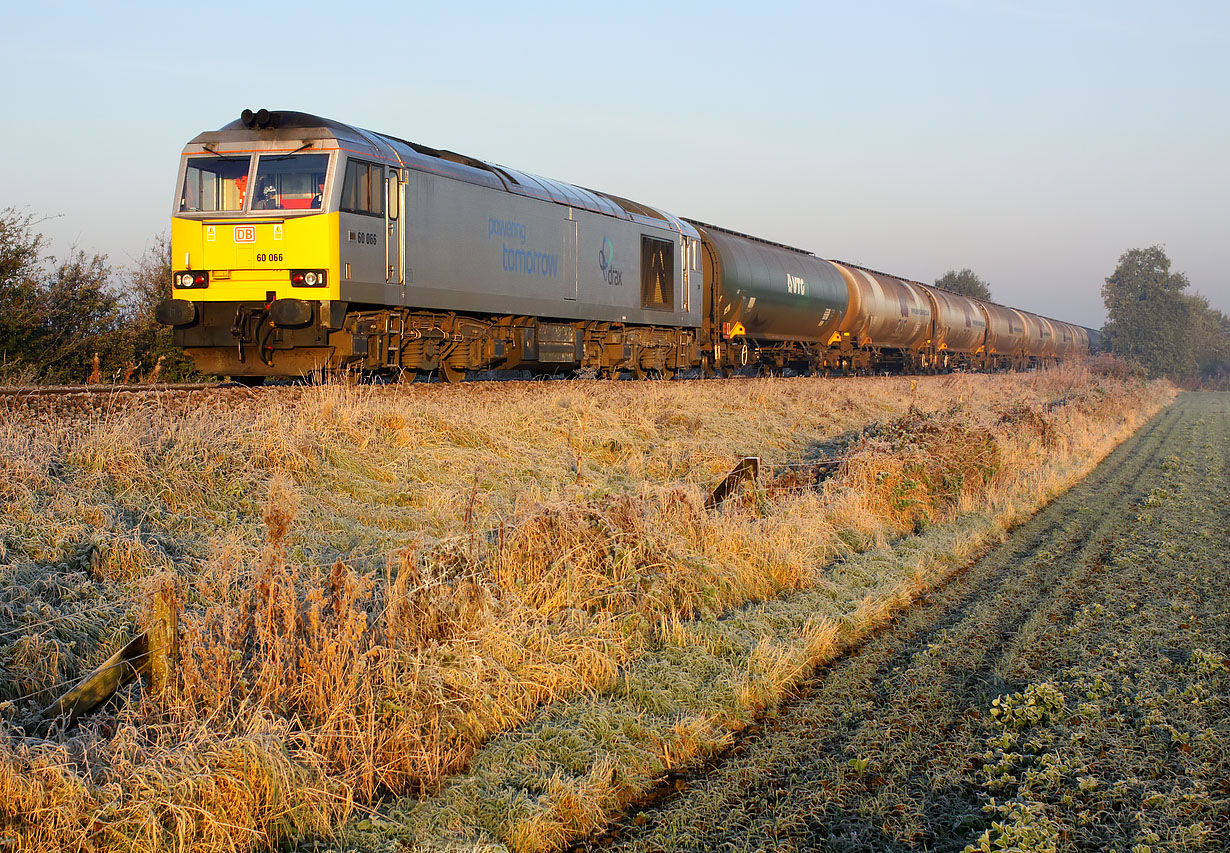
(599, 236, 623, 286)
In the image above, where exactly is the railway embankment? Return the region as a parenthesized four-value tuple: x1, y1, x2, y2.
(0, 369, 1177, 852)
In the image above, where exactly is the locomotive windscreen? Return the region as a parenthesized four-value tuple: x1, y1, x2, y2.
(180, 156, 251, 212)
(251, 153, 330, 211)
(179, 152, 331, 213)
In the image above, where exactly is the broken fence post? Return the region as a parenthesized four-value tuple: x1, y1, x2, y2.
(34, 577, 180, 734)
(707, 456, 761, 510)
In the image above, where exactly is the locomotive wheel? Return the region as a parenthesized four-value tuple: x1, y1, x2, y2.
(440, 362, 465, 384)
(659, 368, 675, 381)
(632, 362, 648, 381)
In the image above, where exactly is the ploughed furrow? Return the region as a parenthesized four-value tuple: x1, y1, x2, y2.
(591, 395, 1218, 853)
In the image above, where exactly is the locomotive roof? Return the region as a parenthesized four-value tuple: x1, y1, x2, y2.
(190, 110, 697, 239)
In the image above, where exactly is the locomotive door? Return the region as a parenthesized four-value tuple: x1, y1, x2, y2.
(563, 218, 577, 300)
(386, 168, 404, 286)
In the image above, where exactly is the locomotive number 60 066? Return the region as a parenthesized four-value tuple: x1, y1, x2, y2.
(256, 253, 284, 263)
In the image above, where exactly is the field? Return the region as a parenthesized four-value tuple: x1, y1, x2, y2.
(571, 391, 1230, 853)
(0, 368, 1190, 851)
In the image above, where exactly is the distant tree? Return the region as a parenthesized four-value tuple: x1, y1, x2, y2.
(1190, 298, 1230, 384)
(1101, 246, 1198, 380)
(934, 268, 992, 301)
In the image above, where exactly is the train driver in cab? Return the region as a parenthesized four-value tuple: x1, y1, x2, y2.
(252, 180, 280, 210)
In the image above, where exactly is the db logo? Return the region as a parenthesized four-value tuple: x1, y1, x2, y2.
(234, 225, 257, 243)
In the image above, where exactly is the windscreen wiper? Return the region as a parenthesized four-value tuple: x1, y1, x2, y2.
(262, 142, 315, 162)
(201, 143, 243, 160)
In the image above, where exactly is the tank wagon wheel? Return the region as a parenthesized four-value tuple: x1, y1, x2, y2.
(700, 356, 716, 379)
(720, 366, 736, 379)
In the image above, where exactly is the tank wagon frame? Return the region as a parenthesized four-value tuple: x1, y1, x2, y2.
(158, 110, 1092, 381)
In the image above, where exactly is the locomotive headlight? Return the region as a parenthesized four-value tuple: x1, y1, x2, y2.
(174, 270, 208, 288)
(290, 269, 326, 287)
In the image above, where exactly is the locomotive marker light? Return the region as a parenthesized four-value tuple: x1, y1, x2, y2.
(290, 269, 327, 287)
(174, 271, 208, 288)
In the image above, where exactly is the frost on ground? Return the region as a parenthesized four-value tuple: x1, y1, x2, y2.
(0, 370, 1180, 853)
(586, 392, 1228, 853)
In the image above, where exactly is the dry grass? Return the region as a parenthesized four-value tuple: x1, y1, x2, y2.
(0, 368, 1175, 852)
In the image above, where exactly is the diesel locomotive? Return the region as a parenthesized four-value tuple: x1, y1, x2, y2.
(156, 109, 1095, 381)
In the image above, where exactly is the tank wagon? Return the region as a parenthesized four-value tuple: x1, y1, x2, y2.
(158, 110, 1092, 381)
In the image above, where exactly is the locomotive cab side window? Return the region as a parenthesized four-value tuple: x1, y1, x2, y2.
(341, 160, 385, 216)
(641, 236, 674, 311)
(180, 156, 251, 212)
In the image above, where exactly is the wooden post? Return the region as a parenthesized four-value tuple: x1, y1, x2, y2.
(148, 578, 179, 695)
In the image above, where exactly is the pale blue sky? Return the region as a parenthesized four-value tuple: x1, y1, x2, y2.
(3, 0, 1227, 328)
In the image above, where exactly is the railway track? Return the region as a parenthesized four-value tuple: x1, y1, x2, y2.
(0, 383, 227, 398)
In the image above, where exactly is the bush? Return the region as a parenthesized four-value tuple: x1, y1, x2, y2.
(0, 210, 197, 384)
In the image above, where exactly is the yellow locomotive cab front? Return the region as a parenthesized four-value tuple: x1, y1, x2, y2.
(160, 127, 348, 378)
